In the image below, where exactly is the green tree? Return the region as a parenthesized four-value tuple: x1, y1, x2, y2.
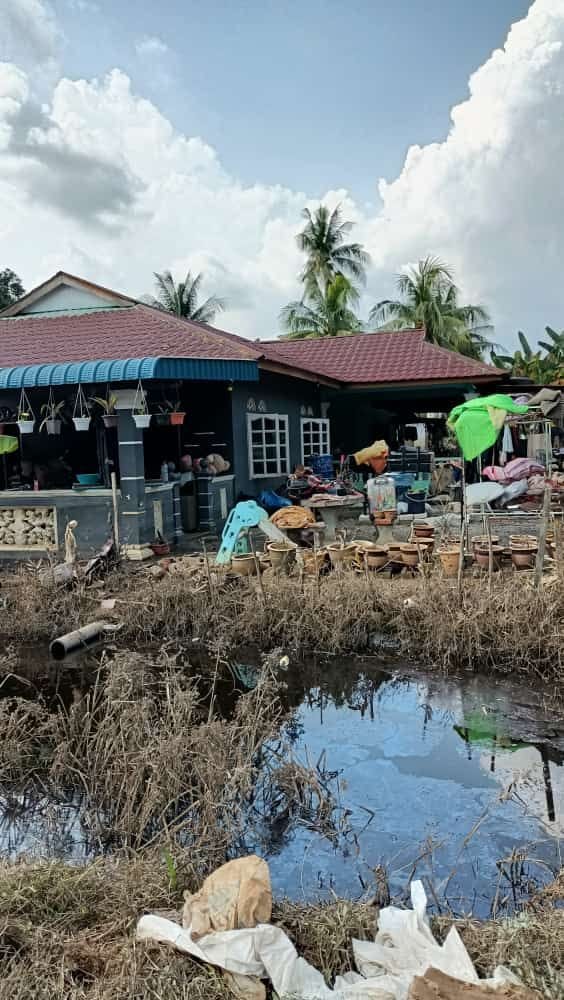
(369, 256, 492, 359)
(150, 270, 226, 324)
(0, 268, 25, 310)
(280, 274, 361, 340)
(297, 204, 370, 296)
(492, 329, 564, 383)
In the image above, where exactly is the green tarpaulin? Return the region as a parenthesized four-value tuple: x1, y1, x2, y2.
(0, 435, 18, 455)
(447, 394, 529, 461)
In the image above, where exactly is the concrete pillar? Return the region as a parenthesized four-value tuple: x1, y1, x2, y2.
(116, 410, 147, 550)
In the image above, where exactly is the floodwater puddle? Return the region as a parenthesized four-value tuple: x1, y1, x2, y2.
(1, 645, 563, 916)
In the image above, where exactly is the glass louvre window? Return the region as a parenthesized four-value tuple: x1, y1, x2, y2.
(301, 418, 330, 463)
(247, 413, 290, 478)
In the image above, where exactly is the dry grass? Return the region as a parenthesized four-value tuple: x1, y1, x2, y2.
(0, 855, 561, 999)
(1, 562, 563, 684)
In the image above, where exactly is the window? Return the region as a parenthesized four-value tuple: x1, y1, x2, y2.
(247, 413, 290, 478)
(301, 417, 330, 464)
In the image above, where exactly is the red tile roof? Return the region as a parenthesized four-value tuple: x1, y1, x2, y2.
(0, 304, 262, 367)
(262, 329, 500, 384)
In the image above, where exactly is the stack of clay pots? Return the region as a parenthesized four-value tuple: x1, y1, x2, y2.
(509, 534, 538, 570)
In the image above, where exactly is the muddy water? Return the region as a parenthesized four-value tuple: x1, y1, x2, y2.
(1, 647, 563, 916)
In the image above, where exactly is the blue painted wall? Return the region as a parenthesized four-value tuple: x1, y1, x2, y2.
(230, 371, 323, 497)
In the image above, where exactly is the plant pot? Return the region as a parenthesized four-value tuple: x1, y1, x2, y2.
(510, 544, 537, 570)
(472, 534, 500, 552)
(373, 509, 397, 526)
(400, 543, 419, 567)
(439, 548, 460, 577)
(509, 534, 537, 548)
(17, 419, 35, 434)
(46, 419, 61, 435)
(302, 549, 327, 575)
(365, 546, 389, 570)
(474, 544, 503, 570)
(102, 414, 118, 430)
(413, 523, 434, 538)
(231, 554, 257, 576)
(133, 413, 152, 429)
(387, 542, 403, 563)
(170, 412, 185, 426)
(268, 542, 296, 571)
(155, 414, 170, 427)
(327, 543, 347, 567)
(413, 538, 434, 558)
(73, 416, 91, 432)
(150, 541, 171, 557)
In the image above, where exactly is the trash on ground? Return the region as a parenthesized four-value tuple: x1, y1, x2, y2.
(137, 865, 534, 999)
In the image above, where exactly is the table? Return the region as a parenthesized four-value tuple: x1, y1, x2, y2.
(302, 497, 364, 541)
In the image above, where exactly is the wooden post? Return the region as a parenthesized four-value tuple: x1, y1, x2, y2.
(110, 471, 120, 556)
(485, 516, 493, 595)
(534, 484, 551, 588)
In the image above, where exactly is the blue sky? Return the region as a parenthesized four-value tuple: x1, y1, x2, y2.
(3, 0, 564, 346)
(54, 0, 531, 204)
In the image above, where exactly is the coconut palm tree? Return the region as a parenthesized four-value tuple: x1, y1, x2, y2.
(369, 256, 492, 359)
(297, 204, 370, 296)
(150, 270, 226, 324)
(280, 274, 361, 340)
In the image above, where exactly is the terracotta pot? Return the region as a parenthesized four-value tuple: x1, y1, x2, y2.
(231, 554, 257, 576)
(150, 541, 170, 557)
(439, 549, 460, 577)
(170, 412, 185, 426)
(413, 523, 434, 538)
(474, 544, 503, 570)
(373, 509, 397, 526)
(328, 543, 356, 567)
(510, 544, 537, 570)
(413, 538, 434, 558)
(352, 539, 375, 549)
(365, 546, 389, 570)
(400, 543, 419, 567)
(268, 542, 296, 571)
(472, 534, 500, 552)
(388, 543, 403, 563)
(509, 534, 537, 548)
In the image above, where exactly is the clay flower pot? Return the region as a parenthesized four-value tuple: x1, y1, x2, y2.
(474, 544, 503, 570)
(413, 538, 434, 558)
(400, 543, 419, 567)
(472, 534, 500, 552)
(365, 546, 389, 570)
(413, 523, 434, 539)
(268, 542, 296, 572)
(439, 548, 460, 577)
(231, 554, 257, 576)
(510, 543, 537, 570)
(388, 543, 403, 563)
(170, 412, 186, 426)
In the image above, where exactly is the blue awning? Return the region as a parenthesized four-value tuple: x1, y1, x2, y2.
(0, 356, 258, 388)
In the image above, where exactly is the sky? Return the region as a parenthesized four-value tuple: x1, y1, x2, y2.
(0, 0, 563, 349)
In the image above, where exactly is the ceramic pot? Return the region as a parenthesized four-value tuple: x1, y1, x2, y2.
(474, 544, 503, 570)
(365, 546, 389, 570)
(268, 542, 296, 571)
(400, 543, 419, 567)
(439, 549, 460, 577)
(231, 554, 257, 576)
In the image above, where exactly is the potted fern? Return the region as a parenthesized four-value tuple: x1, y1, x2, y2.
(17, 389, 35, 434)
(91, 393, 118, 429)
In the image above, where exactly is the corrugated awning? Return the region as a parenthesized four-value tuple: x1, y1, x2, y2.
(0, 356, 258, 388)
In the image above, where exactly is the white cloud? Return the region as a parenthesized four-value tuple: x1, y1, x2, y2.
(135, 36, 169, 58)
(0, 0, 59, 66)
(2, 0, 564, 345)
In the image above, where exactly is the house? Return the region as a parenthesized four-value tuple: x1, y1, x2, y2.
(0, 272, 501, 558)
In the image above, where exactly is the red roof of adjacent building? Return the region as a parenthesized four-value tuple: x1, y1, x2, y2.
(262, 329, 500, 384)
(0, 304, 262, 367)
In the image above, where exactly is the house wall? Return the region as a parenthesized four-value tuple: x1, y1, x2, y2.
(231, 371, 324, 497)
(20, 285, 126, 314)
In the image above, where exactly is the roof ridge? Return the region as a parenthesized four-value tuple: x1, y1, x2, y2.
(136, 304, 262, 359)
(420, 338, 499, 373)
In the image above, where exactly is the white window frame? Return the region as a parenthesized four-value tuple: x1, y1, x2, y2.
(301, 417, 330, 464)
(247, 412, 290, 479)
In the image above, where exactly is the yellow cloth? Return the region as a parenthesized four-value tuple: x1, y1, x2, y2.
(353, 439, 388, 466)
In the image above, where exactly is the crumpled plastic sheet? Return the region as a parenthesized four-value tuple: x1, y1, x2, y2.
(136, 880, 520, 1000)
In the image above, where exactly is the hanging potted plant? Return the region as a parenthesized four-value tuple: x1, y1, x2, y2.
(168, 399, 186, 426)
(72, 384, 91, 431)
(155, 404, 171, 427)
(132, 381, 151, 429)
(17, 389, 35, 434)
(91, 392, 118, 429)
(40, 392, 66, 435)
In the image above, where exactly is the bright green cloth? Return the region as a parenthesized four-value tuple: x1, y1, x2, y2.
(0, 435, 18, 455)
(447, 394, 529, 461)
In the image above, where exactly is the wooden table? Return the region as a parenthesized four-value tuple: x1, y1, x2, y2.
(301, 497, 364, 541)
